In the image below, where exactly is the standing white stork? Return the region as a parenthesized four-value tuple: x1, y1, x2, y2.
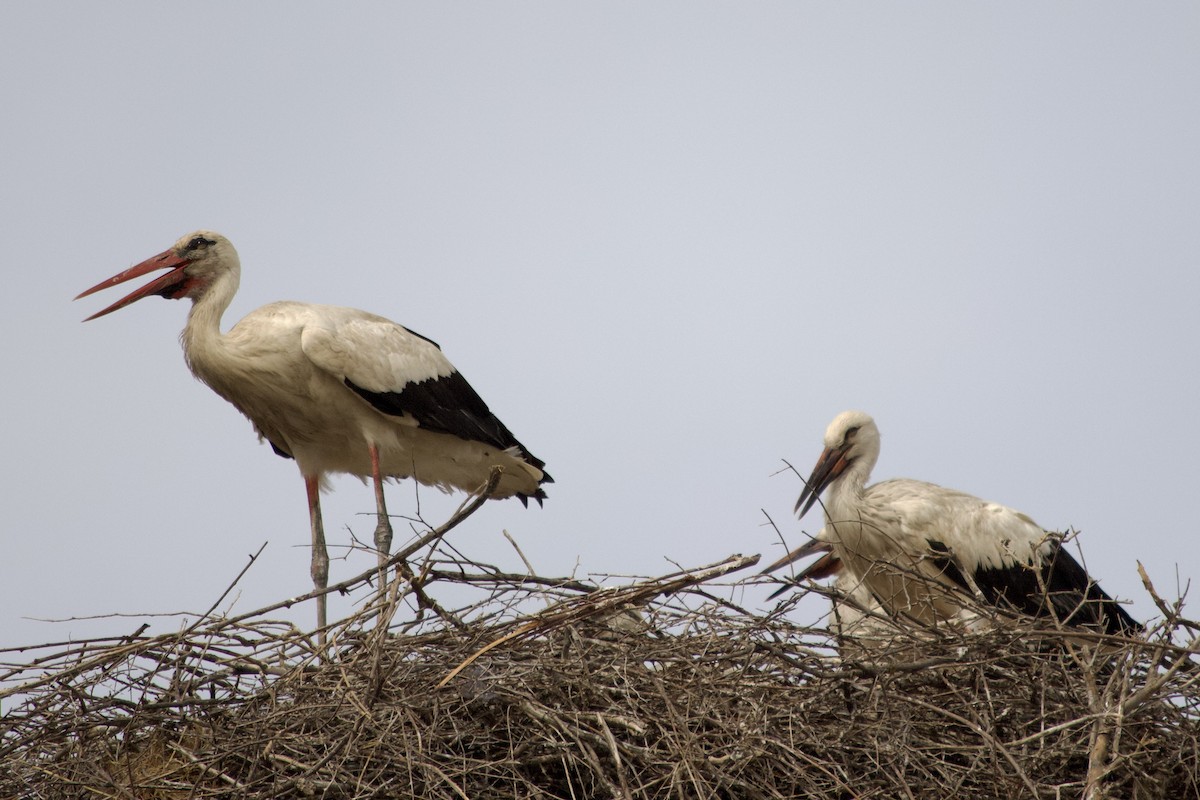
(77, 230, 551, 634)
(762, 410, 1138, 636)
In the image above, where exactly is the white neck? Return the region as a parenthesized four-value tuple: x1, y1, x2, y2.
(181, 267, 239, 371)
(827, 456, 871, 513)
(823, 451, 877, 553)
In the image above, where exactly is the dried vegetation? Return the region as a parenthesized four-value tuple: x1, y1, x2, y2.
(3, 496, 1198, 799)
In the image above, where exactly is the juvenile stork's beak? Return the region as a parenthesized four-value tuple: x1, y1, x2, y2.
(794, 442, 853, 518)
(76, 249, 192, 321)
(761, 537, 843, 599)
(761, 537, 840, 576)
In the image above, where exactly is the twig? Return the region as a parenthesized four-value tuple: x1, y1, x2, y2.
(436, 554, 759, 688)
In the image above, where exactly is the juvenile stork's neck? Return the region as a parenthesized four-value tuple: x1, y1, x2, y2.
(827, 460, 868, 513)
(823, 455, 876, 546)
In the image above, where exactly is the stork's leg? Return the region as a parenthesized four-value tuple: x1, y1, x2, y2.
(369, 443, 394, 577)
(305, 475, 329, 640)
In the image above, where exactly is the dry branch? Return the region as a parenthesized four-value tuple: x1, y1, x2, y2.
(2, 521, 1198, 799)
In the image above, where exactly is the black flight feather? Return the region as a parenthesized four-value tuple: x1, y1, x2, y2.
(343, 372, 552, 502)
(929, 538, 1140, 635)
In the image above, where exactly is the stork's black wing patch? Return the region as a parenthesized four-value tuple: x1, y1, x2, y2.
(926, 540, 972, 592)
(972, 559, 1043, 617)
(1038, 543, 1140, 634)
(345, 371, 550, 479)
(970, 541, 1139, 635)
(269, 439, 294, 460)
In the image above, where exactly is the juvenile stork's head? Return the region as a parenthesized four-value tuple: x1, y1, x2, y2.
(76, 230, 241, 320)
(795, 410, 881, 517)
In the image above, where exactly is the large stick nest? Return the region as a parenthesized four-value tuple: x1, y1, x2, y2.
(3, 496, 1199, 798)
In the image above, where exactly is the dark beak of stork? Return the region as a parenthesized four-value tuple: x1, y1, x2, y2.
(761, 537, 843, 599)
(794, 442, 853, 518)
(762, 537, 840, 576)
(75, 249, 192, 321)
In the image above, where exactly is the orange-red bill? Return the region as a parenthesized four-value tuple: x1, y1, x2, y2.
(76, 249, 191, 321)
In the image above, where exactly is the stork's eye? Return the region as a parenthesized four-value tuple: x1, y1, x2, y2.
(186, 236, 214, 251)
(844, 426, 860, 443)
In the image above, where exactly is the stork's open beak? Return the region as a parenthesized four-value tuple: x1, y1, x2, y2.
(794, 443, 852, 518)
(76, 249, 191, 321)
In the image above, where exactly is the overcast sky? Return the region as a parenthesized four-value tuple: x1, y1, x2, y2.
(2, 4, 1197, 650)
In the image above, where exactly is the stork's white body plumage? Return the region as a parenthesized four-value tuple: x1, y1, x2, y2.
(764, 411, 1137, 636)
(183, 298, 544, 497)
(79, 231, 551, 635)
(816, 474, 1052, 626)
(827, 559, 893, 647)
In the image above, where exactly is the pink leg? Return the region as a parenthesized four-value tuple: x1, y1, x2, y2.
(305, 475, 329, 639)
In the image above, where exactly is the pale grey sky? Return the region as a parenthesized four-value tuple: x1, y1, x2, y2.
(2, 4, 1197, 648)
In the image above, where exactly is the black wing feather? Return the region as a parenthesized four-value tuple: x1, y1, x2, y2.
(268, 440, 294, 460)
(927, 540, 973, 591)
(968, 540, 1140, 635)
(344, 371, 551, 480)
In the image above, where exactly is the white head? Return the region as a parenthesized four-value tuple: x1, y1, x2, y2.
(77, 230, 241, 320)
(824, 410, 879, 458)
(162, 231, 241, 302)
(795, 410, 881, 517)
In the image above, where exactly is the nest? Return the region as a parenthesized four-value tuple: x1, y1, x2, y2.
(3, 496, 1199, 799)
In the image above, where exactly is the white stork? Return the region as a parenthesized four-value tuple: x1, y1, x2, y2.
(762, 410, 1138, 636)
(77, 230, 551, 634)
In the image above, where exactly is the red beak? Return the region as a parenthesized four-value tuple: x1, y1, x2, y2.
(76, 249, 192, 321)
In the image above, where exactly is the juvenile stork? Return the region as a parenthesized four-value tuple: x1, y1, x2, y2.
(763, 410, 1138, 635)
(773, 538, 893, 648)
(77, 231, 551, 634)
